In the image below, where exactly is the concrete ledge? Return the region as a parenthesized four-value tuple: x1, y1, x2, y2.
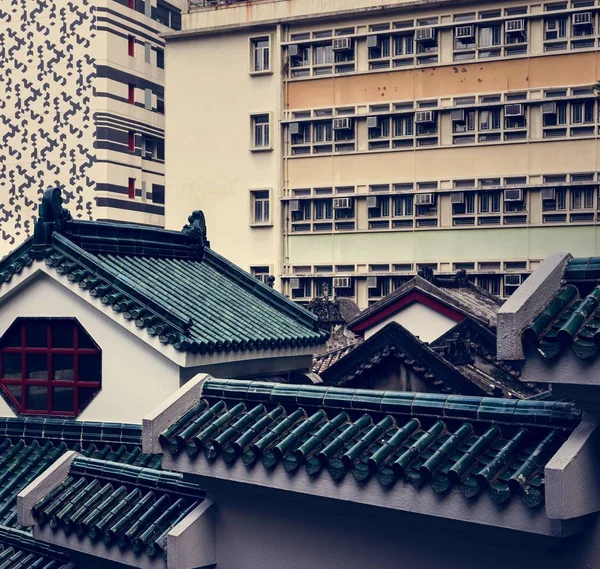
(17, 450, 79, 527)
(497, 252, 571, 361)
(142, 373, 212, 454)
(167, 499, 216, 569)
(162, 453, 571, 538)
(545, 416, 600, 520)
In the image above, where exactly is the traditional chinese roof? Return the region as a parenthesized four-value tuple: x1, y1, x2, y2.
(159, 378, 579, 509)
(312, 342, 361, 374)
(432, 319, 544, 399)
(32, 456, 204, 561)
(349, 273, 502, 335)
(0, 188, 327, 356)
(523, 258, 600, 360)
(0, 417, 159, 530)
(0, 526, 72, 569)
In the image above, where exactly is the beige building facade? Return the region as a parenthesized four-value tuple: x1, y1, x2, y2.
(0, 0, 185, 256)
(165, 0, 600, 308)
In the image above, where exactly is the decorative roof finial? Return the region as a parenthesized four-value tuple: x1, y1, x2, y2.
(182, 210, 210, 256)
(32, 187, 73, 250)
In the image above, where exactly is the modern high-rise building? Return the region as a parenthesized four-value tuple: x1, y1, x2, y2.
(165, 0, 600, 308)
(0, 0, 184, 256)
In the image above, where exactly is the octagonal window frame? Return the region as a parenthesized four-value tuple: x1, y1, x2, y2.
(0, 318, 101, 417)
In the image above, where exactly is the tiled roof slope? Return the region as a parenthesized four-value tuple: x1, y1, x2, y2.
(0, 527, 72, 569)
(312, 342, 361, 374)
(349, 273, 502, 333)
(0, 188, 327, 355)
(523, 258, 600, 360)
(33, 457, 204, 561)
(0, 417, 160, 530)
(160, 379, 579, 509)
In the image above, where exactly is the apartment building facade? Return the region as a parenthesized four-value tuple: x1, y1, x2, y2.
(0, 0, 184, 256)
(165, 0, 600, 308)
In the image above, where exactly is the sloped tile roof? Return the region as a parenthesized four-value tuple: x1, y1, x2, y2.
(33, 457, 204, 561)
(349, 275, 502, 334)
(0, 418, 159, 530)
(312, 342, 361, 374)
(523, 282, 600, 360)
(0, 527, 71, 569)
(159, 379, 580, 509)
(0, 189, 327, 355)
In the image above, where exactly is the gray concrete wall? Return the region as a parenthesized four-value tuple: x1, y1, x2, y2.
(208, 485, 600, 569)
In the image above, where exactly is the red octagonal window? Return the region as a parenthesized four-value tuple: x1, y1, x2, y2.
(0, 318, 101, 417)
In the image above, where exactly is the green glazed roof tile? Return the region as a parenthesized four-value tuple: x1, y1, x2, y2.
(523, 284, 600, 361)
(0, 189, 327, 356)
(33, 457, 204, 561)
(163, 379, 580, 509)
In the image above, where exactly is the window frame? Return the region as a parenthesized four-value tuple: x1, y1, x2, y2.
(0, 318, 101, 417)
(251, 113, 272, 151)
(250, 35, 272, 75)
(250, 189, 272, 226)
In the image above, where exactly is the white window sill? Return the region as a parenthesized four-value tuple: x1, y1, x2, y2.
(250, 147, 273, 153)
(250, 222, 273, 228)
(250, 69, 273, 76)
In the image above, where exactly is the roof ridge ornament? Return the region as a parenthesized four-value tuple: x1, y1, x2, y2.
(32, 187, 73, 251)
(182, 210, 210, 254)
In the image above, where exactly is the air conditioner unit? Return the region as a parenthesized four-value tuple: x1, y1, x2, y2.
(333, 117, 353, 130)
(289, 199, 301, 212)
(455, 25, 475, 39)
(505, 188, 524, 202)
(288, 44, 299, 57)
(450, 192, 465, 204)
(541, 188, 556, 200)
(415, 28, 436, 42)
(366, 35, 379, 48)
(451, 109, 465, 122)
(289, 122, 301, 135)
(415, 111, 436, 124)
(367, 276, 378, 288)
(289, 277, 301, 290)
(415, 193, 435, 206)
(505, 104, 524, 117)
(546, 19, 557, 31)
(506, 19, 525, 33)
(573, 12, 592, 25)
(333, 197, 352, 209)
(333, 277, 351, 288)
(542, 102, 557, 115)
(332, 37, 353, 51)
(366, 116, 379, 128)
(366, 196, 378, 208)
(504, 274, 523, 286)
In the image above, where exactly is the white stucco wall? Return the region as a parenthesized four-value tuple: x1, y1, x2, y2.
(363, 303, 458, 343)
(0, 270, 180, 423)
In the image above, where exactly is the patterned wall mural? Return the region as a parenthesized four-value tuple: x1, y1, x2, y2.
(0, 0, 96, 254)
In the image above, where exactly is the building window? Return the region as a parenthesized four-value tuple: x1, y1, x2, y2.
(157, 95, 165, 114)
(157, 48, 165, 69)
(252, 114, 270, 149)
(152, 184, 165, 204)
(251, 266, 272, 285)
(128, 35, 135, 57)
(128, 0, 134, 8)
(251, 190, 270, 224)
(251, 37, 270, 72)
(128, 177, 136, 199)
(0, 319, 101, 417)
(128, 131, 135, 153)
(128, 84, 135, 104)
